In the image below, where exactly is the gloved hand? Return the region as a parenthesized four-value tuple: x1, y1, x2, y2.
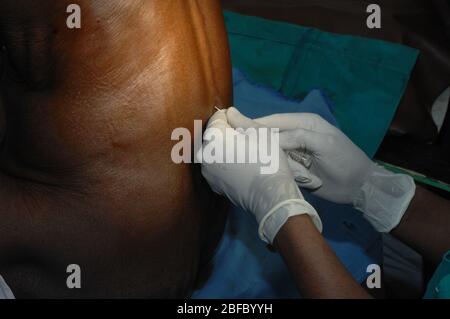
(199, 109, 322, 244)
(227, 108, 416, 233)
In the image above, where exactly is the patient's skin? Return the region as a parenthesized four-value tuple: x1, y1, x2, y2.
(0, 0, 231, 298)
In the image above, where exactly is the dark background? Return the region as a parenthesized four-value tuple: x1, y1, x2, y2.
(222, 0, 450, 193)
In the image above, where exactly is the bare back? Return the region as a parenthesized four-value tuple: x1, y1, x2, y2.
(0, 0, 231, 298)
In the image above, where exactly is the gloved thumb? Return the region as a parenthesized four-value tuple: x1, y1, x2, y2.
(287, 156, 323, 190)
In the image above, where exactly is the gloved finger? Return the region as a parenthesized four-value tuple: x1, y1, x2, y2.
(279, 128, 322, 153)
(198, 110, 233, 163)
(227, 107, 264, 130)
(287, 150, 313, 168)
(254, 113, 335, 134)
(206, 109, 231, 132)
(286, 156, 312, 183)
(287, 157, 323, 190)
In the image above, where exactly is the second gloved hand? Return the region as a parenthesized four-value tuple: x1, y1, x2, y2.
(198, 109, 322, 244)
(227, 108, 416, 233)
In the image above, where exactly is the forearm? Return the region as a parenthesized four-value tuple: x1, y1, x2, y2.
(391, 185, 450, 266)
(274, 215, 371, 299)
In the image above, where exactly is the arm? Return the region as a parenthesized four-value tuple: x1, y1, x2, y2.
(201, 109, 372, 298)
(392, 185, 450, 266)
(227, 110, 450, 269)
(274, 215, 371, 299)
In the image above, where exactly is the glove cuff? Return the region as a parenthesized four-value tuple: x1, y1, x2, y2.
(354, 165, 416, 233)
(258, 199, 323, 244)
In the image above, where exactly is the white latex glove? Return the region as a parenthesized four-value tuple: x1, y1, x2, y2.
(227, 109, 416, 233)
(198, 109, 322, 244)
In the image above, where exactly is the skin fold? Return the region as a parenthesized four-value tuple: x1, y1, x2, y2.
(0, 0, 231, 298)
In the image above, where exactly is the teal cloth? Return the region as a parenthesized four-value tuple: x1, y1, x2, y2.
(425, 251, 450, 299)
(224, 11, 419, 157)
